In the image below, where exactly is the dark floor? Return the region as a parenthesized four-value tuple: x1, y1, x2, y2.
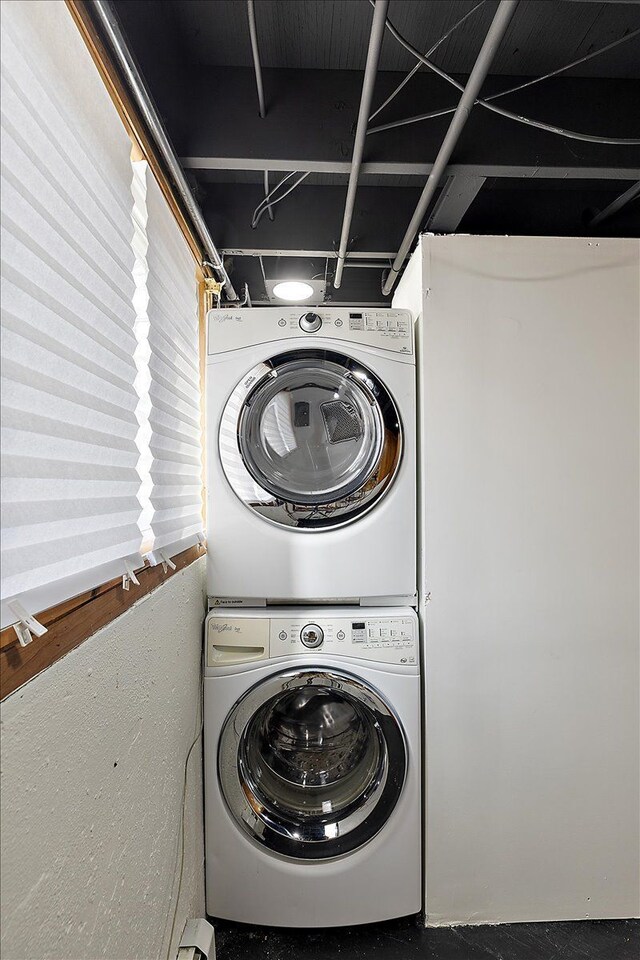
(212, 914, 639, 960)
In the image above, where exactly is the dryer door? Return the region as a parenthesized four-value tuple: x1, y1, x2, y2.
(219, 349, 402, 529)
(218, 668, 407, 861)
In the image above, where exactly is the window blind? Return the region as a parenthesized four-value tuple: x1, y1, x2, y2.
(143, 169, 205, 559)
(0, 1, 141, 628)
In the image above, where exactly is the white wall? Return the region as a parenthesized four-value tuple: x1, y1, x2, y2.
(395, 235, 640, 925)
(0, 558, 207, 960)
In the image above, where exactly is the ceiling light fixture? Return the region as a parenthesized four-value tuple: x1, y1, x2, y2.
(272, 280, 315, 302)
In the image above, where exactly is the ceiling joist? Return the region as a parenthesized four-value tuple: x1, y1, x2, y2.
(180, 67, 640, 180)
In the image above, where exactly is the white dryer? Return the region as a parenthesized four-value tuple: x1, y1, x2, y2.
(204, 606, 421, 927)
(206, 307, 416, 605)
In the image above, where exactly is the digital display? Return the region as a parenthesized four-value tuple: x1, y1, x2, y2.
(349, 312, 363, 320)
(352, 622, 365, 630)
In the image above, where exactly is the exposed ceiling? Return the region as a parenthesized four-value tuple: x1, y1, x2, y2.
(111, 0, 640, 304)
(172, 0, 640, 75)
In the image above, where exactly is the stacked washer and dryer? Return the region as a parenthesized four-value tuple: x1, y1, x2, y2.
(204, 306, 420, 927)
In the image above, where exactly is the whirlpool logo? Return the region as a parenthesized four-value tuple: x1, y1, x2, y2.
(211, 622, 241, 634)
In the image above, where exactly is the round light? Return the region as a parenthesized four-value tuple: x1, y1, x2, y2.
(273, 280, 314, 302)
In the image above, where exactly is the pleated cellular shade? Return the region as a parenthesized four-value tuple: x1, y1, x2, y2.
(0, 2, 141, 628)
(144, 173, 204, 558)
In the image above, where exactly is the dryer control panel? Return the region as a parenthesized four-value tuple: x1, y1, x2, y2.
(206, 609, 418, 668)
(207, 307, 414, 358)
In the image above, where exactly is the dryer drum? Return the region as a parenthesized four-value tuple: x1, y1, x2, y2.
(219, 349, 403, 530)
(218, 669, 407, 861)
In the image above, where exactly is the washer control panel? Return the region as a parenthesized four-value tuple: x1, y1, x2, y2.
(270, 614, 417, 665)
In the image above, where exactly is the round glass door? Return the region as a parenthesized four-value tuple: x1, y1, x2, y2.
(219, 350, 402, 529)
(218, 669, 407, 860)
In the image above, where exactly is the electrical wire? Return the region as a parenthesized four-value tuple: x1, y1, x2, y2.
(250, 170, 298, 227)
(379, 8, 640, 145)
(164, 655, 204, 960)
(369, 26, 640, 136)
(485, 27, 640, 102)
(371, 26, 640, 135)
(251, 171, 311, 229)
(369, 0, 487, 123)
(369, 2, 640, 145)
(370, 105, 456, 136)
(252, 171, 310, 226)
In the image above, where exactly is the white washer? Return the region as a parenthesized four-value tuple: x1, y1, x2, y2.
(206, 307, 416, 605)
(204, 606, 421, 927)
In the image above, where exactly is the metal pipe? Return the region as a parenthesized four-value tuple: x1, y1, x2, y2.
(369, 0, 486, 124)
(90, 0, 237, 299)
(238, 282, 252, 308)
(381, 0, 519, 297)
(247, 4, 274, 222)
(247, 0, 266, 119)
(333, 0, 389, 289)
(342, 261, 391, 269)
(221, 248, 397, 260)
(589, 180, 640, 227)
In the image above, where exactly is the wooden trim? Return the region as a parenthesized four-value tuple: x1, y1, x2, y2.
(0, 546, 204, 701)
(65, 0, 204, 269)
(198, 267, 208, 526)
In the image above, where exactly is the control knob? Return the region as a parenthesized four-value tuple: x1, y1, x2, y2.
(300, 624, 324, 648)
(299, 312, 323, 333)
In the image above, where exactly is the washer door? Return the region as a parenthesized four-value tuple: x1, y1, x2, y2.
(218, 669, 407, 861)
(219, 349, 402, 529)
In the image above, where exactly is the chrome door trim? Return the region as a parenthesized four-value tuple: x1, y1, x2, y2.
(218, 668, 407, 861)
(218, 349, 403, 530)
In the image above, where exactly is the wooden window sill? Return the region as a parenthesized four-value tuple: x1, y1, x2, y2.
(0, 545, 204, 701)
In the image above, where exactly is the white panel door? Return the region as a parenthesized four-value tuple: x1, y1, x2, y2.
(407, 235, 639, 924)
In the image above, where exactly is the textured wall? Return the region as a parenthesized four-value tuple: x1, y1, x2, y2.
(0, 558, 206, 960)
